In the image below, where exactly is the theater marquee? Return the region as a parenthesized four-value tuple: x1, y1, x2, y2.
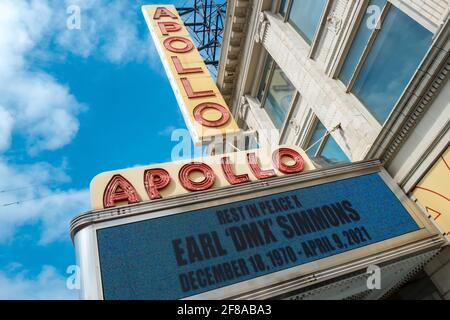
(72, 160, 442, 300)
(142, 5, 240, 144)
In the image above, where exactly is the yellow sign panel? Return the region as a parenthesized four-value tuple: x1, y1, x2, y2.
(142, 5, 240, 145)
(413, 146, 450, 236)
(90, 145, 315, 210)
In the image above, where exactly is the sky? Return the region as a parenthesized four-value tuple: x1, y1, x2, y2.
(0, 0, 197, 299)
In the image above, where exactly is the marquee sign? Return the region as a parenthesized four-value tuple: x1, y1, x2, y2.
(90, 145, 315, 210)
(90, 168, 425, 300)
(72, 160, 443, 300)
(142, 5, 240, 144)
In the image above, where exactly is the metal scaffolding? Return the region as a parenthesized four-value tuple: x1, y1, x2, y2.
(176, 0, 227, 77)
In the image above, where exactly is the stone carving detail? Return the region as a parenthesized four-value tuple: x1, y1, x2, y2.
(238, 96, 250, 121)
(289, 119, 302, 136)
(327, 10, 342, 34)
(327, 0, 349, 34)
(255, 12, 269, 43)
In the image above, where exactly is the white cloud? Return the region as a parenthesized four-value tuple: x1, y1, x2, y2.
(0, 1, 88, 244)
(0, 0, 52, 77)
(0, 160, 90, 244)
(0, 265, 77, 300)
(0, 0, 162, 299)
(0, 0, 158, 155)
(0, 0, 156, 242)
(55, 0, 154, 64)
(37, 189, 90, 245)
(0, 0, 83, 154)
(4, 73, 84, 154)
(0, 107, 14, 152)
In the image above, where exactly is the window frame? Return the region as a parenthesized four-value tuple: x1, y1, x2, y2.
(276, 0, 291, 21)
(278, 0, 333, 57)
(259, 59, 275, 107)
(255, 52, 298, 131)
(304, 117, 349, 163)
(336, 0, 434, 127)
(306, 117, 330, 158)
(279, 92, 301, 143)
(345, 1, 392, 93)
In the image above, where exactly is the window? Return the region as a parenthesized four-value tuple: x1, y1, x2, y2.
(257, 56, 273, 101)
(339, 3, 433, 124)
(306, 120, 349, 164)
(257, 55, 296, 129)
(278, 0, 289, 17)
(339, 0, 387, 85)
(280, 0, 328, 44)
(265, 65, 296, 129)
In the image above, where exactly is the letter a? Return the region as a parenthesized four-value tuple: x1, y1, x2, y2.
(103, 174, 140, 208)
(154, 7, 177, 20)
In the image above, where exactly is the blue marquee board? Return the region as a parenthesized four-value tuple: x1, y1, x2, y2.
(96, 172, 420, 300)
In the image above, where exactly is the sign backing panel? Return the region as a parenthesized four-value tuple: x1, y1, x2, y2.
(413, 146, 450, 238)
(142, 5, 240, 145)
(89, 145, 315, 210)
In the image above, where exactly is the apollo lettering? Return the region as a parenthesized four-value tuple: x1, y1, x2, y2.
(103, 148, 306, 208)
(152, 6, 231, 128)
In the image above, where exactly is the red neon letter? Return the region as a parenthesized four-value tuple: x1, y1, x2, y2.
(158, 21, 181, 35)
(272, 148, 305, 174)
(181, 78, 215, 98)
(103, 175, 140, 208)
(221, 157, 250, 185)
(247, 153, 277, 179)
(193, 102, 230, 127)
(153, 7, 177, 20)
(171, 56, 202, 74)
(144, 168, 171, 200)
(179, 162, 215, 191)
(164, 37, 194, 53)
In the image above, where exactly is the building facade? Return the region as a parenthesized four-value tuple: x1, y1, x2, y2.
(70, 2, 449, 300)
(216, 0, 450, 299)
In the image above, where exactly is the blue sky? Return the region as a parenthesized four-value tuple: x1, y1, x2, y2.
(0, 0, 194, 299)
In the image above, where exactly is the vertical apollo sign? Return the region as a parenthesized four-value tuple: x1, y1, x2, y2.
(142, 5, 240, 145)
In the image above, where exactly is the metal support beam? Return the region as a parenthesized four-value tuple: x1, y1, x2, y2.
(176, 0, 227, 77)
